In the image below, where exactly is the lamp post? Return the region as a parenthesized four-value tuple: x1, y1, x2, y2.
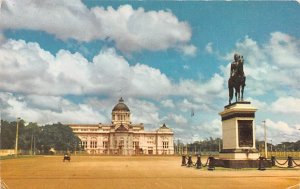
(186, 143, 188, 155)
(15, 117, 21, 157)
(33, 135, 36, 155)
(262, 120, 267, 158)
(30, 132, 33, 155)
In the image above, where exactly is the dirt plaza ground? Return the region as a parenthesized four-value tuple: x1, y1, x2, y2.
(1, 156, 300, 189)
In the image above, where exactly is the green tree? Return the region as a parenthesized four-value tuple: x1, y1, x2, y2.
(37, 123, 81, 153)
(18, 122, 40, 151)
(187, 137, 222, 153)
(0, 119, 25, 149)
(1, 120, 81, 154)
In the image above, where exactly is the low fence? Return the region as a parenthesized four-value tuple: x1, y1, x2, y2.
(180, 154, 300, 170)
(176, 151, 300, 159)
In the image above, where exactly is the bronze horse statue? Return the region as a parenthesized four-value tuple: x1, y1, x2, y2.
(228, 54, 246, 104)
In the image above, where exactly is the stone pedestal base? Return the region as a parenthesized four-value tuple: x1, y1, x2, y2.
(214, 158, 272, 168)
(216, 101, 265, 168)
(219, 149, 260, 160)
(219, 101, 259, 160)
(219, 153, 259, 159)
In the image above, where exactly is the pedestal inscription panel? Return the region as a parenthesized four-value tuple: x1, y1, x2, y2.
(238, 120, 253, 147)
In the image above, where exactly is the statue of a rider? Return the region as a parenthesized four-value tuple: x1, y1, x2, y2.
(228, 53, 246, 104)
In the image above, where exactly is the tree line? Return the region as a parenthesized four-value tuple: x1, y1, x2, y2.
(175, 137, 300, 153)
(256, 140, 300, 152)
(0, 120, 81, 154)
(175, 137, 222, 153)
(1, 119, 299, 154)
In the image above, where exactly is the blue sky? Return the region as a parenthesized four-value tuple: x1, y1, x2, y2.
(0, 0, 300, 144)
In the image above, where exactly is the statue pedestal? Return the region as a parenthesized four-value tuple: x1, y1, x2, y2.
(218, 101, 259, 160)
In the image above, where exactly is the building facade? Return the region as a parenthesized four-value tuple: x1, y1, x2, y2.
(68, 98, 174, 155)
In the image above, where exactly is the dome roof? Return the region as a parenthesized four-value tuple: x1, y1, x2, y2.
(112, 97, 130, 112)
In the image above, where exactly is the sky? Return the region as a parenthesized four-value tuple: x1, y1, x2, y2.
(0, 0, 300, 144)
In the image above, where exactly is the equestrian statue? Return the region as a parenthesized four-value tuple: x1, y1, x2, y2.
(228, 53, 246, 104)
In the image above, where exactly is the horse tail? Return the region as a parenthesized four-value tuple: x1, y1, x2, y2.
(228, 78, 234, 102)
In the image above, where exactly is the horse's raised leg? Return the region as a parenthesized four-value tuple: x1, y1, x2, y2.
(242, 76, 246, 101)
(235, 88, 237, 102)
(229, 87, 233, 104)
(241, 85, 244, 101)
(238, 87, 241, 101)
(228, 79, 233, 104)
(237, 85, 242, 102)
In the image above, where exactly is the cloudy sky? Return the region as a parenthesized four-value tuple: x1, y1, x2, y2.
(0, 0, 300, 144)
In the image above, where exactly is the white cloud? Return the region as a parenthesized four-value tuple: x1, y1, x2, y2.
(256, 119, 299, 144)
(0, 0, 98, 41)
(177, 99, 198, 112)
(0, 92, 107, 124)
(0, 38, 229, 141)
(178, 44, 197, 56)
(0, 39, 92, 95)
(176, 73, 226, 102)
(270, 97, 300, 114)
(205, 42, 213, 54)
(176, 118, 221, 143)
(0, 38, 227, 102)
(161, 99, 175, 108)
(130, 63, 173, 97)
(85, 97, 162, 127)
(0, 39, 174, 98)
(162, 113, 188, 125)
(0, 30, 4, 44)
(294, 124, 300, 130)
(246, 97, 267, 110)
(172, 114, 188, 124)
(85, 97, 116, 114)
(267, 32, 300, 68)
(183, 65, 190, 70)
(25, 95, 65, 112)
(222, 32, 300, 97)
(0, 1, 195, 55)
(127, 98, 160, 126)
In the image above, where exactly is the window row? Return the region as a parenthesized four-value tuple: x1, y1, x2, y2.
(81, 141, 169, 149)
(73, 129, 98, 132)
(163, 142, 169, 149)
(81, 141, 97, 149)
(113, 114, 129, 121)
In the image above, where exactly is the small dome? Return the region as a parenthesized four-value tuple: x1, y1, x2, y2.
(112, 97, 130, 112)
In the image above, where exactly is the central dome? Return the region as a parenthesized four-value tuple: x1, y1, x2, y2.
(112, 97, 130, 112)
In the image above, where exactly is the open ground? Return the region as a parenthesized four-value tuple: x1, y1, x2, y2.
(1, 156, 300, 189)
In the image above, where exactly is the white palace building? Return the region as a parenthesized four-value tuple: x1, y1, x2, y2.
(68, 98, 174, 155)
